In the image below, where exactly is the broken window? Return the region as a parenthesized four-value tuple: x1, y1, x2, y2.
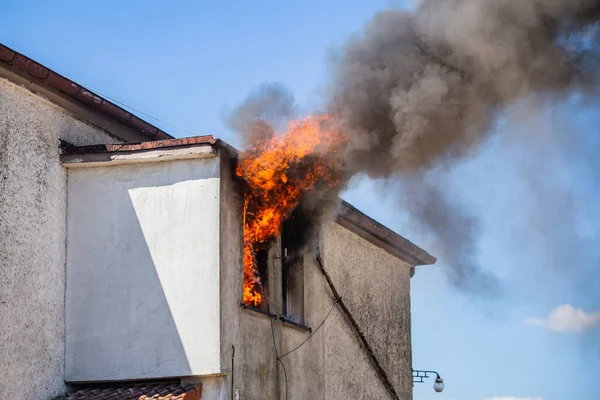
(281, 209, 308, 325)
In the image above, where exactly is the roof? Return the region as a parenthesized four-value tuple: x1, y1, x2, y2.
(60, 135, 436, 267)
(61, 382, 202, 400)
(61, 135, 218, 155)
(0, 43, 173, 142)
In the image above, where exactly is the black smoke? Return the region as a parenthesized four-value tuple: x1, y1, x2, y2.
(326, 0, 600, 292)
(229, 0, 600, 293)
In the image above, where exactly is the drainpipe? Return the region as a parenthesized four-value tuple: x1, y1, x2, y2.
(231, 345, 235, 400)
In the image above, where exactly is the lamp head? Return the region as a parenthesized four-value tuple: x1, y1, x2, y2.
(433, 376, 444, 393)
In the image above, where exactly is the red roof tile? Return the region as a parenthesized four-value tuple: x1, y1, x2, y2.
(60, 135, 217, 155)
(62, 383, 202, 400)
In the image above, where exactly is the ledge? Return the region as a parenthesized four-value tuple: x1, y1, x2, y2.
(60, 140, 217, 168)
(240, 303, 277, 319)
(280, 316, 312, 333)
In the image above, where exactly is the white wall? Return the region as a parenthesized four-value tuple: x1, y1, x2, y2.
(65, 157, 222, 381)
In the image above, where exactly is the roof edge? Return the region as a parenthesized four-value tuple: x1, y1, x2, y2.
(60, 135, 216, 155)
(0, 43, 173, 142)
(336, 200, 436, 266)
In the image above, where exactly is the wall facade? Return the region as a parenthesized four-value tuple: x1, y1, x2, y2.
(0, 76, 416, 400)
(217, 161, 414, 400)
(65, 157, 222, 381)
(0, 78, 122, 400)
(321, 221, 413, 400)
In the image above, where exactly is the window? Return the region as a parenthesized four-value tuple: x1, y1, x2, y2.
(282, 252, 304, 324)
(281, 210, 307, 325)
(254, 245, 270, 314)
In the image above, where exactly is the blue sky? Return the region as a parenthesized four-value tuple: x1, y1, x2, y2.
(3, 1, 600, 399)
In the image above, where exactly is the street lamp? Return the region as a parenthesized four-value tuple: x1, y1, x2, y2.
(413, 370, 444, 393)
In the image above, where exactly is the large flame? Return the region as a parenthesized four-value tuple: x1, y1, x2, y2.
(236, 114, 346, 307)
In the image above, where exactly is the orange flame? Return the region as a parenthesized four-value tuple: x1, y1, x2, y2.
(236, 114, 346, 307)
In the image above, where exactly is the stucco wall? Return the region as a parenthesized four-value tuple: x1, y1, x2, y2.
(0, 77, 121, 400)
(322, 221, 413, 400)
(278, 254, 328, 400)
(269, 221, 413, 400)
(65, 157, 222, 381)
(218, 208, 413, 400)
(216, 151, 243, 399)
(222, 237, 282, 400)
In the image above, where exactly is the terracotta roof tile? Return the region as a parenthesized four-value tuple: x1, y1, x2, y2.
(60, 135, 217, 155)
(62, 383, 202, 400)
(43, 71, 81, 95)
(0, 45, 15, 62)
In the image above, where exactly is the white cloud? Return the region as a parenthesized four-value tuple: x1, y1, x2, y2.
(524, 304, 600, 333)
(486, 397, 543, 400)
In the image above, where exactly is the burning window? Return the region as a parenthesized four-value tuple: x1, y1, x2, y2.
(241, 198, 270, 310)
(251, 246, 269, 313)
(236, 115, 346, 311)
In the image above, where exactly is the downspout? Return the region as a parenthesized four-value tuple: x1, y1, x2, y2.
(231, 345, 235, 400)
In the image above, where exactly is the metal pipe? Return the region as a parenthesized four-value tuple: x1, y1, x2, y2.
(231, 345, 235, 400)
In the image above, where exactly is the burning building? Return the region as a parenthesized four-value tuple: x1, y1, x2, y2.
(0, 44, 435, 400)
(4, 0, 600, 396)
(59, 136, 436, 400)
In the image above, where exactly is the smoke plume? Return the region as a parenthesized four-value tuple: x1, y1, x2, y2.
(330, 1, 600, 176)
(225, 83, 296, 147)
(229, 0, 600, 292)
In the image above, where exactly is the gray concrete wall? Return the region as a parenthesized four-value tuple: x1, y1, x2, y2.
(270, 221, 413, 400)
(322, 221, 413, 400)
(222, 238, 283, 400)
(216, 185, 413, 400)
(0, 77, 121, 400)
(217, 151, 243, 399)
(278, 254, 328, 400)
